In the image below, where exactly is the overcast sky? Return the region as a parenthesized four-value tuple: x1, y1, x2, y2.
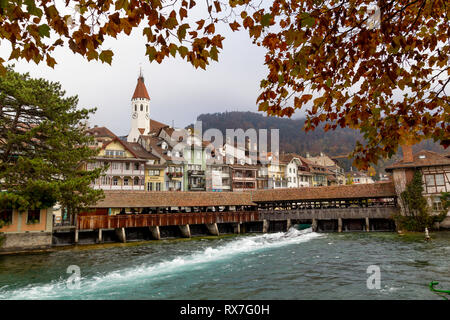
(0, 8, 306, 137)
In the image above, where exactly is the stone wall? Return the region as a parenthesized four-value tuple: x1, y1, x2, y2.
(0, 232, 52, 253)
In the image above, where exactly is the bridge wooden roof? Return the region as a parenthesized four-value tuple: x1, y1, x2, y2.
(92, 182, 396, 208)
(249, 182, 396, 202)
(92, 191, 256, 208)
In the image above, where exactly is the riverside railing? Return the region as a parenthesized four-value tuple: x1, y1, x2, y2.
(77, 211, 260, 230)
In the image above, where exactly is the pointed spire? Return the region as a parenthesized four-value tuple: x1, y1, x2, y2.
(132, 69, 150, 100)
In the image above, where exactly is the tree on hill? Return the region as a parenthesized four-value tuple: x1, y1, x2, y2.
(0, 67, 104, 221)
(0, 0, 447, 168)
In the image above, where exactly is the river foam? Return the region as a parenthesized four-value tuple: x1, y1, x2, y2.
(0, 228, 323, 300)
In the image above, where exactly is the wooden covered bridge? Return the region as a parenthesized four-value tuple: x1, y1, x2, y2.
(61, 182, 398, 244)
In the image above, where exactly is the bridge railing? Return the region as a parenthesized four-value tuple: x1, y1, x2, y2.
(77, 211, 260, 230)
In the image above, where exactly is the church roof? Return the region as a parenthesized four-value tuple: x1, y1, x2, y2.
(132, 76, 150, 100)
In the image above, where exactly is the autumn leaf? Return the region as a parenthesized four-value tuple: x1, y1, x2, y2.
(229, 21, 240, 31)
(99, 50, 113, 64)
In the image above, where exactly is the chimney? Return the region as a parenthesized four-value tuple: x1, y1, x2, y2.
(402, 145, 413, 163)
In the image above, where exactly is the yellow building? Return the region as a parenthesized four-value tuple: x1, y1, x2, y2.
(146, 164, 166, 191)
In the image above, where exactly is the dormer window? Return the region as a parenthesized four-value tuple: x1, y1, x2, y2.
(419, 155, 426, 159)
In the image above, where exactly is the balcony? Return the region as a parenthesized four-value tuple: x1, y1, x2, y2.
(109, 168, 145, 176)
(95, 185, 145, 191)
(188, 183, 206, 191)
(188, 170, 205, 177)
(166, 172, 183, 179)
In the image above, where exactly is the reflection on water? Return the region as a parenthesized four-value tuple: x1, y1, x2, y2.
(0, 229, 449, 300)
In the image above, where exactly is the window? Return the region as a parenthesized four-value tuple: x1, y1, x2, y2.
(156, 182, 161, 191)
(425, 175, 435, 186)
(125, 162, 130, 170)
(134, 177, 139, 186)
(113, 177, 118, 185)
(112, 162, 120, 170)
(140, 104, 143, 111)
(146, 106, 148, 112)
(148, 182, 153, 191)
(435, 174, 445, 186)
(134, 163, 140, 171)
(432, 196, 443, 211)
(124, 178, 129, 186)
(426, 174, 446, 188)
(27, 209, 40, 224)
(135, 104, 137, 111)
(0, 209, 13, 225)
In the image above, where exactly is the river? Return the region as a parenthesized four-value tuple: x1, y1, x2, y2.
(0, 228, 449, 300)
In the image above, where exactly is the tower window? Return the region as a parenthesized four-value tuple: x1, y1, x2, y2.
(135, 105, 137, 111)
(146, 106, 148, 112)
(140, 104, 143, 111)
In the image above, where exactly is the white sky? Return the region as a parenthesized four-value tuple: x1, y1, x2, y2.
(0, 4, 306, 137)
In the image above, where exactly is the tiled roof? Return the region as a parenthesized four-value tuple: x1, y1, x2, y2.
(92, 191, 256, 208)
(132, 76, 150, 100)
(149, 119, 169, 134)
(139, 135, 185, 163)
(385, 150, 450, 171)
(91, 182, 396, 208)
(123, 141, 158, 160)
(86, 126, 117, 139)
(250, 181, 396, 202)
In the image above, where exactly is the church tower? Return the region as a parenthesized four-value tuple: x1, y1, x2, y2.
(127, 70, 151, 142)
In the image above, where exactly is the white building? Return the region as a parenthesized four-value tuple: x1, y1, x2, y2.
(127, 72, 151, 142)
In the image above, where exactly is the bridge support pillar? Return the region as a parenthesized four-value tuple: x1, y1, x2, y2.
(312, 219, 318, 232)
(365, 217, 370, 232)
(338, 218, 342, 233)
(286, 219, 292, 231)
(179, 224, 191, 238)
(233, 223, 241, 234)
(262, 220, 269, 233)
(97, 229, 103, 243)
(74, 230, 79, 244)
(115, 227, 126, 243)
(149, 226, 161, 240)
(206, 223, 219, 236)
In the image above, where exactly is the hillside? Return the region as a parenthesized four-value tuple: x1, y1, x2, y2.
(188, 111, 446, 175)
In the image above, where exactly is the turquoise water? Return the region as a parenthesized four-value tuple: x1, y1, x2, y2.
(0, 228, 449, 300)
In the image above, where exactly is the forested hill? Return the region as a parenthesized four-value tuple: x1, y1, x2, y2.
(188, 111, 445, 172)
(192, 111, 360, 156)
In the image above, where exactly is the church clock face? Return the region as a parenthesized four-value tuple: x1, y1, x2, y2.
(132, 112, 138, 119)
(145, 114, 149, 120)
